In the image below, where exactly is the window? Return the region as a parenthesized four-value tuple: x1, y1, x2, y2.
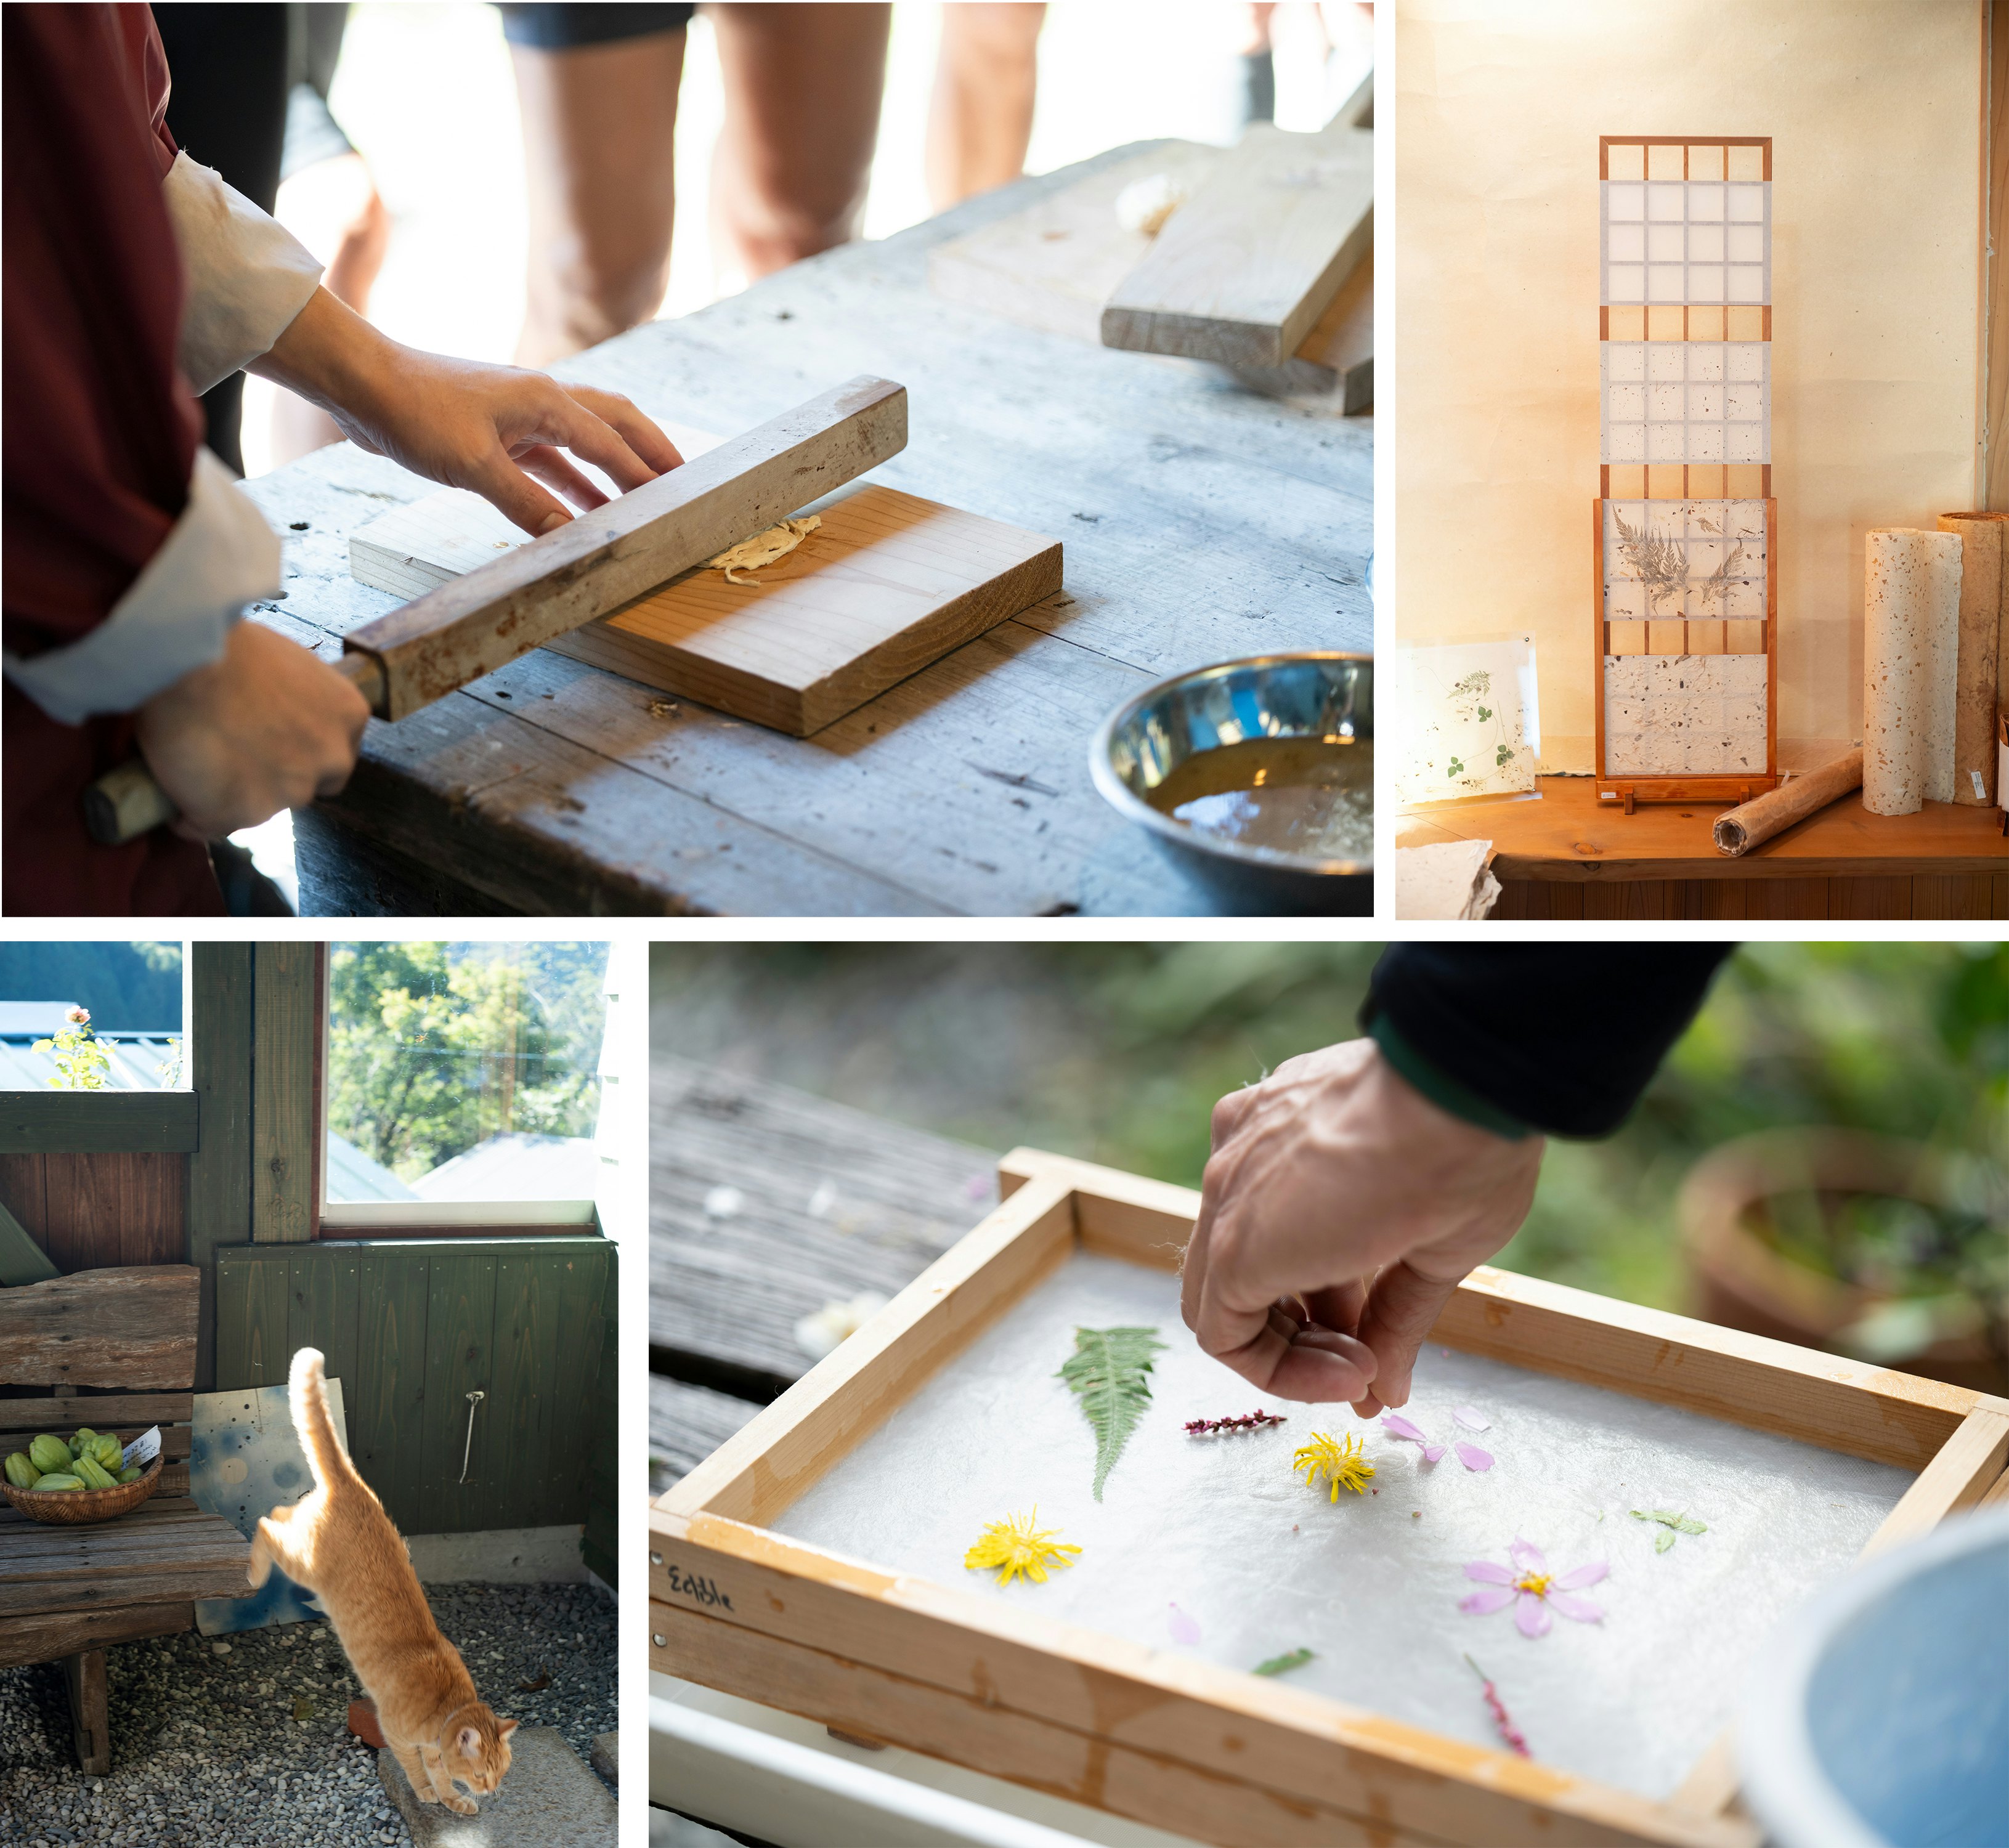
(0, 941, 187, 1091)
(323, 941, 611, 1227)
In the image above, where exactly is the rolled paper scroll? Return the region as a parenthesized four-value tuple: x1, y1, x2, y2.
(1713, 748, 1862, 856)
(1862, 529, 1960, 816)
(1938, 513, 2007, 804)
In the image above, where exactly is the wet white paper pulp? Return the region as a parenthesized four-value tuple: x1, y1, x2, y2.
(773, 1254, 1913, 1800)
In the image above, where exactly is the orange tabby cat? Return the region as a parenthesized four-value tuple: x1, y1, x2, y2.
(249, 1347, 517, 1816)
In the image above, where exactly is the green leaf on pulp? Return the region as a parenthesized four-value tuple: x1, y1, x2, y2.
(1057, 1325, 1165, 1500)
(1252, 1647, 1315, 1677)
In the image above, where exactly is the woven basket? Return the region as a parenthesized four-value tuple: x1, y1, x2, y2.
(1, 1452, 163, 1526)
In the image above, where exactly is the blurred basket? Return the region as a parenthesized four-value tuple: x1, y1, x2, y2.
(1, 1451, 162, 1526)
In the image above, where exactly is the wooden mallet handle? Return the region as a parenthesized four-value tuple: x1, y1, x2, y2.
(83, 652, 387, 846)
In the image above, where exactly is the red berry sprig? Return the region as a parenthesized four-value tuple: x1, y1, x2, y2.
(1464, 1655, 1530, 1757)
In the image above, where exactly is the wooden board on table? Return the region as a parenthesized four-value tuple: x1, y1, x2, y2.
(929, 139, 1371, 405)
(0, 1266, 198, 1389)
(1102, 123, 1374, 368)
(353, 471, 1063, 739)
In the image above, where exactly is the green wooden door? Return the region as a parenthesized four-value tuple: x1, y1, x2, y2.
(214, 1238, 615, 1546)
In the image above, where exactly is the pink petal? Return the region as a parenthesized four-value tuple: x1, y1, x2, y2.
(1464, 1560, 1516, 1583)
(1421, 1444, 1447, 1463)
(1508, 1538, 1547, 1574)
(1168, 1603, 1201, 1645)
(1452, 1407, 1491, 1431)
(1554, 1560, 1609, 1590)
(1514, 1592, 1552, 1638)
(1547, 1593, 1604, 1623)
(1460, 1586, 1517, 1615)
(1456, 1443, 1495, 1472)
(1381, 1413, 1427, 1443)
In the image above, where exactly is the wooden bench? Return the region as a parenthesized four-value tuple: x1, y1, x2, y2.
(0, 1265, 251, 1773)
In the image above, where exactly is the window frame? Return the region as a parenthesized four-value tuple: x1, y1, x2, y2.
(315, 940, 607, 1235)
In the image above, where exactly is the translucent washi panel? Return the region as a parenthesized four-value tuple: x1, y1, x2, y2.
(1602, 343, 1769, 464)
(1603, 498, 1767, 623)
(1603, 181, 1770, 306)
(1605, 653, 1768, 776)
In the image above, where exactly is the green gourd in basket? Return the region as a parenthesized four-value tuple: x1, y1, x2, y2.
(6, 1427, 145, 1493)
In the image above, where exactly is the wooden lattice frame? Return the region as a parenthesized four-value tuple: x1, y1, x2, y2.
(650, 1149, 2009, 1848)
(1594, 137, 1780, 812)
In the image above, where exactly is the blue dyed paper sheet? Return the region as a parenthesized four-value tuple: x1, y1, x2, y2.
(190, 1377, 351, 1636)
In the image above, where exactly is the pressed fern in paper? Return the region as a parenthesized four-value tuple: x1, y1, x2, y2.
(1057, 1326, 1165, 1499)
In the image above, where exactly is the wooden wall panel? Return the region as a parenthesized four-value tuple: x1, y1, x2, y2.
(188, 942, 254, 1393)
(1989, 0, 2007, 511)
(214, 1239, 612, 1536)
(251, 942, 320, 1246)
(0, 1157, 48, 1256)
(0, 1153, 185, 1272)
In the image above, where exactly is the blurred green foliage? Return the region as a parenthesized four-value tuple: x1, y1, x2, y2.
(656, 941, 2009, 1315)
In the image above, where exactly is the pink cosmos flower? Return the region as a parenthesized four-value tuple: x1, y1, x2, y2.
(1461, 1538, 1607, 1638)
(1381, 1412, 1493, 1471)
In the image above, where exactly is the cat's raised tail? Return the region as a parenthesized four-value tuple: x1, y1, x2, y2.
(289, 1347, 355, 1487)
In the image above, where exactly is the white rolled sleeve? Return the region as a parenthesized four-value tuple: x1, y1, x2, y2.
(161, 151, 324, 394)
(4, 448, 280, 725)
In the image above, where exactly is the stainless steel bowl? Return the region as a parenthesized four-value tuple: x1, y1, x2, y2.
(1090, 652, 1373, 915)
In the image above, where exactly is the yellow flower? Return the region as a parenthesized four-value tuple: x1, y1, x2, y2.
(964, 1509, 1082, 1587)
(1293, 1430, 1375, 1501)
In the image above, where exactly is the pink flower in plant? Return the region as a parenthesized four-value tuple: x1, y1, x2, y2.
(66, 1007, 89, 1025)
(1461, 1539, 1607, 1639)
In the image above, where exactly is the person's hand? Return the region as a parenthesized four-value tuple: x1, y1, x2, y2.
(250, 288, 684, 537)
(134, 623, 370, 838)
(1180, 1037, 1544, 1414)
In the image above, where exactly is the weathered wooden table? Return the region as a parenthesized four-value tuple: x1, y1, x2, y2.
(1398, 776, 2009, 920)
(248, 145, 1370, 916)
(649, 1054, 1001, 1494)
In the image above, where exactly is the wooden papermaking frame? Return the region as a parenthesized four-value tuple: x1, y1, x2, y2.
(649, 1148, 2009, 1848)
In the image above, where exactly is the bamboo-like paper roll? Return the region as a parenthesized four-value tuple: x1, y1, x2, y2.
(1937, 513, 2005, 804)
(1862, 529, 1960, 815)
(1713, 748, 1863, 856)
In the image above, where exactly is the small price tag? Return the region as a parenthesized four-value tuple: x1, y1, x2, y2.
(122, 1425, 161, 1469)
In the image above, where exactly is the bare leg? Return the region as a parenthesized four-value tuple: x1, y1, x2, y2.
(924, 3, 1045, 211)
(509, 30, 685, 365)
(708, 4, 891, 284)
(269, 153, 390, 465)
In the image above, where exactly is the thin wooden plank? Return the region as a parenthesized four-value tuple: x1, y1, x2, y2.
(648, 1376, 765, 1497)
(1859, 1408, 2009, 1557)
(251, 943, 319, 1244)
(665, 1173, 1076, 1528)
(654, 1600, 1511, 1848)
(928, 140, 1225, 343)
(39, 1154, 185, 1271)
(0, 1393, 193, 1430)
(1912, 872, 1993, 917)
(0, 1601, 193, 1671)
(651, 1055, 1000, 1391)
(1581, 879, 1672, 920)
(0, 1093, 198, 1155)
(188, 942, 254, 1393)
(1102, 123, 1373, 368)
(1828, 875, 1914, 918)
(648, 1534, 1756, 1848)
(541, 1243, 611, 1530)
(352, 1246, 429, 1527)
(214, 1252, 293, 1390)
(0, 1266, 198, 1389)
(419, 1250, 497, 1533)
(479, 1249, 551, 1534)
(291, 1245, 362, 1408)
(1989, 0, 2008, 511)
(1745, 877, 1834, 918)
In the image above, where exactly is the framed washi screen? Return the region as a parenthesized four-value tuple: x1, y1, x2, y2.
(1594, 137, 1778, 809)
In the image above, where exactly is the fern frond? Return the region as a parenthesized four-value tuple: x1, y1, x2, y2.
(1057, 1325, 1165, 1499)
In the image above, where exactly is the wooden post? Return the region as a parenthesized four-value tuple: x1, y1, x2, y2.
(64, 1648, 109, 1775)
(251, 943, 320, 1246)
(187, 942, 254, 1392)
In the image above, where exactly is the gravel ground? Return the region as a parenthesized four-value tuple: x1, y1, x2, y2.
(0, 1583, 615, 1847)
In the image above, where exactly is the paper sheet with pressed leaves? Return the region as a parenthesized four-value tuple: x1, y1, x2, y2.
(1394, 0, 1983, 771)
(773, 1253, 1912, 1801)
